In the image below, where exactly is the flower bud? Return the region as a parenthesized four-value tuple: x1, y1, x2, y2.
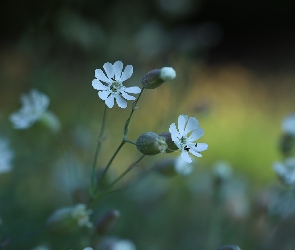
(136, 132, 168, 155)
(141, 67, 176, 89)
(39, 111, 61, 133)
(158, 132, 178, 153)
(154, 158, 177, 176)
(47, 204, 92, 235)
(95, 210, 120, 235)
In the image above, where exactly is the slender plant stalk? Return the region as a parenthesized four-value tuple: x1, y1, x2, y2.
(106, 154, 145, 191)
(98, 88, 145, 185)
(90, 105, 107, 194)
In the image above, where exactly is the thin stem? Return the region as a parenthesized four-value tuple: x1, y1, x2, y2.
(90, 105, 107, 194)
(98, 87, 145, 186)
(124, 139, 136, 145)
(99, 140, 125, 185)
(123, 87, 144, 138)
(106, 154, 145, 191)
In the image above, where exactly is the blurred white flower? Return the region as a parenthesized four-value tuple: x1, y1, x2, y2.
(0, 137, 14, 174)
(32, 245, 50, 250)
(71, 204, 93, 228)
(9, 89, 60, 131)
(273, 157, 295, 185)
(112, 240, 136, 250)
(174, 156, 193, 176)
(169, 114, 208, 163)
(92, 61, 141, 108)
(97, 237, 136, 250)
(282, 113, 295, 136)
(83, 248, 93, 250)
(213, 161, 232, 181)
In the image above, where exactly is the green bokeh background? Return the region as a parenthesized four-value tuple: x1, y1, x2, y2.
(1, 0, 295, 249)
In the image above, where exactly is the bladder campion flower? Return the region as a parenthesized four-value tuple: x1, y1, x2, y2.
(10, 89, 60, 131)
(0, 137, 14, 174)
(92, 61, 141, 108)
(169, 114, 208, 163)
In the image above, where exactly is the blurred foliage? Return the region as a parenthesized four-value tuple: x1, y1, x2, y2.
(1, 0, 295, 249)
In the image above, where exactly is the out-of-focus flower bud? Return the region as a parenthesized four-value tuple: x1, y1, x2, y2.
(154, 158, 177, 176)
(212, 161, 232, 186)
(141, 67, 176, 89)
(279, 133, 295, 156)
(40, 111, 61, 133)
(154, 156, 194, 177)
(136, 132, 167, 155)
(95, 210, 120, 235)
(217, 246, 241, 250)
(158, 132, 178, 153)
(47, 204, 92, 235)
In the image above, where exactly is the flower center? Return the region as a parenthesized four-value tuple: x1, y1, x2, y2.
(110, 81, 122, 93)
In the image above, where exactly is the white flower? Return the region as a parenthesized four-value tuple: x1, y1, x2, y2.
(174, 156, 193, 176)
(112, 240, 136, 250)
(9, 89, 60, 131)
(282, 113, 295, 136)
(0, 137, 14, 174)
(169, 114, 208, 163)
(83, 248, 93, 250)
(71, 204, 93, 228)
(273, 157, 295, 185)
(92, 61, 141, 108)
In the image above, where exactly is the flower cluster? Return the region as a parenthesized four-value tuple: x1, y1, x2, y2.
(71, 204, 93, 228)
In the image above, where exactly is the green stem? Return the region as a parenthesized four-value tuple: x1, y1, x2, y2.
(90, 105, 107, 194)
(98, 87, 145, 186)
(123, 87, 144, 139)
(106, 154, 146, 191)
(124, 139, 136, 145)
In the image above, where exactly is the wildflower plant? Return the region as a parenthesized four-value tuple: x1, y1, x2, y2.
(6, 60, 209, 249)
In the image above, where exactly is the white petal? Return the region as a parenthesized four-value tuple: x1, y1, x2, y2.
(178, 115, 188, 136)
(121, 65, 133, 82)
(113, 61, 123, 80)
(169, 123, 181, 147)
(105, 95, 115, 108)
(10, 113, 31, 129)
(92, 79, 108, 90)
(115, 95, 128, 108)
(189, 147, 203, 157)
(103, 62, 115, 80)
(195, 143, 208, 151)
(121, 91, 136, 100)
(184, 117, 199, 134)
(125, 86, 141, 94)
(190, 127, 204, 141)
(95, 69, 112, 83)
(98, 91, 110, 100)
(181, 150, 192, 163)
